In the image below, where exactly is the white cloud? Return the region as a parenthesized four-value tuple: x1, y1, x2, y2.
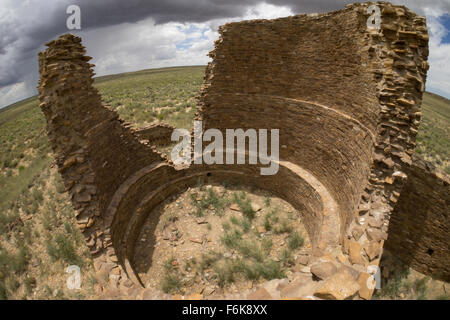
(80, 3, 294, 78)
(0, 82, 27, 107)
(423, 10, 450, 97)
(243, 2, 293, 20)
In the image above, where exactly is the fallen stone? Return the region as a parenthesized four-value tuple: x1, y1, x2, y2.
(189, 237, 203, 244)
(280, 279, 309, 298)
(310, 262, 337, 280)
(338, 265, 361, 281)
(251, 203, 262, 212)
(348, 241, 365, 265)
(229, 203, 241, 212)
(262, 279, 288, 299)
(110, 266, 121, 276)
(314, 269, 360, 300)
(298, 254, 309, 265)
(384, 176, 394, 184)
(247, 287, 272, 300)
(337, 253, 348, 264)
(357, 272, 375, 300)
(195, 217, 207, 224)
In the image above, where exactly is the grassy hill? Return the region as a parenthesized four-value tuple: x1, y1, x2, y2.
(0, 66, 448, 299)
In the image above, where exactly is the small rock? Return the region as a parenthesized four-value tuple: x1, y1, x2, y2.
(229, 203, 241, 212)
(384, 176, 394, 184)
(351, 226, 365, 241)
(298, 254, 309, 265)
(122, 279, 134, 288)
(310, 262, 337, 280)
(298, 266, 311, 273)
(338, 265, 361, 281)
(189, 237, 203, 244)
(364, 240, 380, 261)
(195, 217, 207, 224)
(337, 253, 348, 264)
(314, 269, 360, 300)
(358, 272, 375, 300)
(205, 286, 215, 295)
(348, 241, 365, 265)
(251, 203, 262, 212)
(110, 267, 121, 276)
(247, 287, 272, 300)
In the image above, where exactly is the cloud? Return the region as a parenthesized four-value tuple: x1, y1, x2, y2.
(423, 10, 450, 97)
(0, 0, 449, 108)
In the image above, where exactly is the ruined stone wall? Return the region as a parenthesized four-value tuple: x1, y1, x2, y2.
(198, 1, 428, 253)
(197, 2, 430, 299)
(134, 123, 175, 146)
(347, 2, 429, 272)
(36, 2, 448, 301)
(37, 35, 165, 264)
(386, 155, 450, 281)
(198, 8, 377, 237)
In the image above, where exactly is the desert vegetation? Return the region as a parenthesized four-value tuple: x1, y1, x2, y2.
(133, 182, 310, 297)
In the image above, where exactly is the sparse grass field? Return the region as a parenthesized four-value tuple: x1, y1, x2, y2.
(415, 92, 450, 173)
(375, 251, 449, 300)
(134, 183, 309, 296)
(0, 66, 203, 299)
(0, 66, 448, 299)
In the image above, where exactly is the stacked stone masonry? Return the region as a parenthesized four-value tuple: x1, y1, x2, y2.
(134, 123, 176, 147)
(37, 2, 448, 300)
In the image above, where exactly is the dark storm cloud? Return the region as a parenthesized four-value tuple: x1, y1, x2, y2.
(1, 0, 262, 88)
(0, 0, 449, 107)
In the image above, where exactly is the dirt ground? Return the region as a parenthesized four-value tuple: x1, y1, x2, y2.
(133, 183, 312, 297)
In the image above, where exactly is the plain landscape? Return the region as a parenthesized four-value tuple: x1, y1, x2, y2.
(0, 66, 448, 300)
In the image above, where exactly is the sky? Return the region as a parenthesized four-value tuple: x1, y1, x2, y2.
(0, 0, 449, 108)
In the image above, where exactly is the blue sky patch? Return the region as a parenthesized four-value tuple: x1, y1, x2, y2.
(176, 24, 209, 50)
(439, 14, 450, 44)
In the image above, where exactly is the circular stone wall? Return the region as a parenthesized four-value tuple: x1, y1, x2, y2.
(37, 2, 431, 300)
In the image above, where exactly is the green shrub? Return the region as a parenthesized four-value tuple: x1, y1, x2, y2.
(288, 231, 304, 250)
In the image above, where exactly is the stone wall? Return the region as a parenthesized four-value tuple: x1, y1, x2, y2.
(37, 34, 166, 268)
(198, 2, 429, 294)
(134, 123, 175, 146)
(386, 155, 450, 281)
(35, 2, 448, 300)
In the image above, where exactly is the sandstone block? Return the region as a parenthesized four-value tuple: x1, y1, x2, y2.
(314, 269, 360, 300)
(310, 262, 337, 280)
